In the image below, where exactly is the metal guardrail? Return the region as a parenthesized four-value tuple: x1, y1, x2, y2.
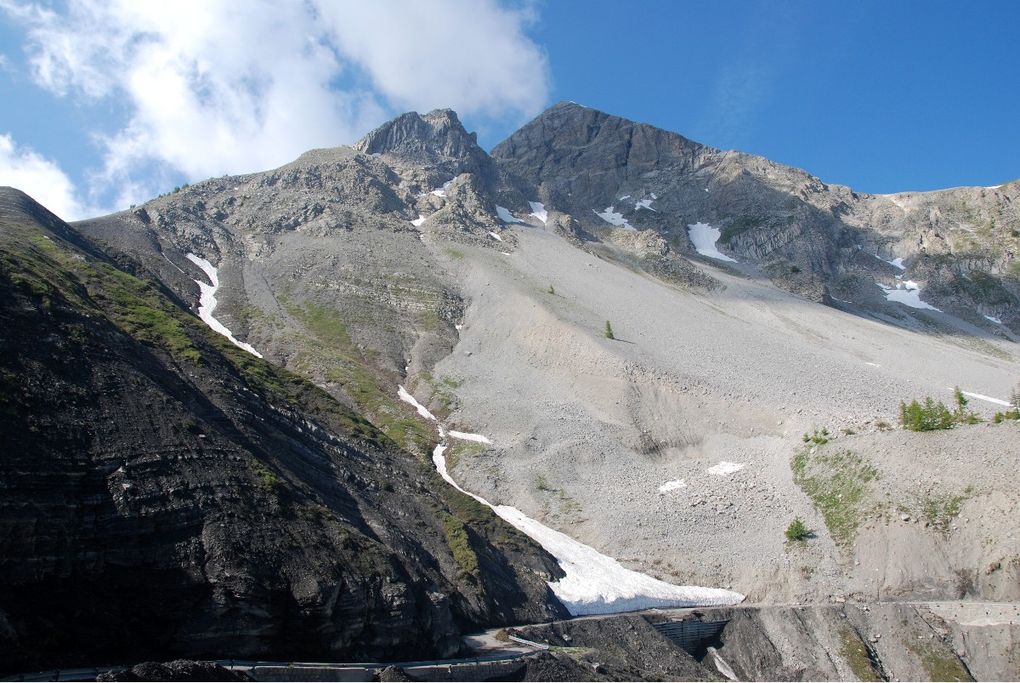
(2, 652, 532, 682)
(506, 635, 550, 650)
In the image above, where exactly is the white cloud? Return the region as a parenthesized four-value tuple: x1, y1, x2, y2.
(318, 1, 549, 118)
(3, 0, 550, 209)
(0, 133, 85, 220)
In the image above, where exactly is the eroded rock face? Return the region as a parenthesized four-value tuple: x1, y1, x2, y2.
(493, 102, 1020, 330)
(513, 605, 1015, 682)
(0, 188, 566, 675)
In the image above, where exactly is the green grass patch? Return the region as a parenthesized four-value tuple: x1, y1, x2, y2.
(920, 491, 966, 533)
(791, 447, 878, 546)
(802, 427, 831, 445)
(250, 460, 283, 493)
(904, 637, 972, 681)
(839, 627, 882, 682)
(285, 299, 434, 457)
(441, 512, 480, 581)
(444, 440, 485, 472)
(410, 370, 461, 419)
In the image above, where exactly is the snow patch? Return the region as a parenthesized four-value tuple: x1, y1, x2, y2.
(634, 198, 656, 212)
(185, 254, 263, 358)
(984, 314, 1003, 325)
(618, 195, 631, 201)
(430, 180, 453, 197)
(658, 479, 687, 493)
(877, 255, 906, 270)
(955, 390, 1011, 408)
(687, 223, 736, 262)
(528, 201, 548, 224)
(876, 281, 940, 311)
(707, 461, 745, 476)
(594, 206, 632, 229)
(487, 231, 503, 242)
(709, 647, 738, 681)
(411, 215, 426, 227)
(496, 205, 522, 224)
(397, 385, 438, 421)
(448, 430, 492, 444)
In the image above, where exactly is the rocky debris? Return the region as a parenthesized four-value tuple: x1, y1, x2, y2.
(375, 665, 415, 682)
(695, 604, 976, 681)
(96, 660, 245, 681)
(518, 651, 602, 681)
(512, 615, 719, 681)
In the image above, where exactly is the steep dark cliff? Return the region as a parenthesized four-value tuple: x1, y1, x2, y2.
(0, 187, 566, 675)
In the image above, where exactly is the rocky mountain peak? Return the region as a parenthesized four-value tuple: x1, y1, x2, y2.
(492, 101, 707, 165)
(354, 108, 482, 164)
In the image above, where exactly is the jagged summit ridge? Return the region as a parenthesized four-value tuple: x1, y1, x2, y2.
(354, 108, 482, 163)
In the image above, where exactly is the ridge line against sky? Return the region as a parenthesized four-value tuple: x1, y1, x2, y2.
(1, 0, 1018, 220)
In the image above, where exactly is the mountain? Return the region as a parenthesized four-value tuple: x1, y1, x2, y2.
(2, 102, 1019, 679)
(0, 187, 565, 674)
(494, 102, 1020, 330)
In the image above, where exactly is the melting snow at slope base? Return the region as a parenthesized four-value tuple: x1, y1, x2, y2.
(528, 201, 548, 224)
(876, 281, 940, 311)
(398, 387, 743, 616)
(707, 461, 745, 476)
(659, 479, 687, 493)
(594, 206, 632, 229)
(448, 430, 492, 444)
(496, 206, 523, 224)
(185, 254, 263, 358)
(431, 446, 742, 614)
(687, 223, 736, 262)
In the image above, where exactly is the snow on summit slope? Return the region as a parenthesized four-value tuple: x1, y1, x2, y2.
(877, 280, 940, 311)
(595, 206, 632, 229)
(687, 222, 736, 262)
(185, 254, 262, 358)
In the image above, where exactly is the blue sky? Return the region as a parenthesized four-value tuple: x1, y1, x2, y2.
(0, 0, 1017, 219)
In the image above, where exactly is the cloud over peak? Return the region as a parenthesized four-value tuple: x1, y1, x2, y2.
(2, 0, 549, 212)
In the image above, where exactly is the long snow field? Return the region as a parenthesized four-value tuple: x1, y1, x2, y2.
(398, 386, 744, 616)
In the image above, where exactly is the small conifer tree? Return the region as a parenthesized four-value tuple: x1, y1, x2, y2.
(604, 320, 614, 339)
(785, 517, 810, 542)
(953, 386, 968, 412)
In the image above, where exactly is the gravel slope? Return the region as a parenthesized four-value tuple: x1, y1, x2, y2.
(428, 221, 1020, 602)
